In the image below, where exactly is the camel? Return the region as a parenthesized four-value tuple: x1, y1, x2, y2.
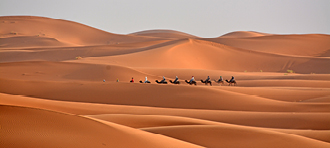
(185, 80, 197, 85)
(200, 80, 212, 86)
(225, 80, 237, 86)
(169, 80, 180, 84)
(214, 79, 224, 85)
(139, 80, 150, 83)
(155, 80, 167, 84)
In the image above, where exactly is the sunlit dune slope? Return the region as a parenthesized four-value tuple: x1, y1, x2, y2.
(220, 31, 272, 38)
(0, 16, 162, 47)
(0, 61, 158, 82)
(71, 38, 330, 74)
(0, 105, 202, 148)
(0, 39, 170, 63)
(0, 36, 71, 48)
(87, 113, 330, 131)
(1, 78, 330, 112)
(89, 114, 330, 144)
(2, 93, 330, 147)
(135, 68, 330, 88)
(130, 29, 198, 39)
(143, 125, 330, 148)
(2, 92, 330, 144)
(2, 93, 330, 131)
(205, 34, 330, 57)
(87, 113, 330, 144)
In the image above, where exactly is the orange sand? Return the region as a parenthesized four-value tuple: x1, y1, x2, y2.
(1, 16, 330, 148)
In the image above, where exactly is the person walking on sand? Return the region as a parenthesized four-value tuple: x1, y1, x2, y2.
(130, 77, 134, 83)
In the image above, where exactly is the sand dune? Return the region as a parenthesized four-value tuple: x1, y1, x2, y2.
(87, 114, 330, 143)
(70, 38, 330, 74)
(130, 29, 198, 39)
(2, 77, 330, 112)
(136, 67, 330, 81)
(0, 36, 72, 48)
(1, 16, 330, 147)
(143, 125, 330, 148)
(303, 96, 330, 103)
(0, 61, 159, 82)
(2, 93, 330, 130)
(87, 114, 222, 128)
(87, 113, 330, 144)
(1, 92, 330, 146)
(1, 105, 202, 148)
(3, 93, 328, 144)
(0, 39, 170, 63)
(217, 86, 330, 102)
(0, 16, 162, 46)
(220, 31, 272, 38)
(205, 34, 330, 57)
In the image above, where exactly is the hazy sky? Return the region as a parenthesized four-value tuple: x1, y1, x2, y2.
(1, 0, 329, 37)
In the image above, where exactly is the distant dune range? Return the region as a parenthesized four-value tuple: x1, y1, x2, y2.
(129, 29, 198, 39)
(0, 16, 162, 46)
(219, 31, 273, 38)
(1, 16, 330, 148)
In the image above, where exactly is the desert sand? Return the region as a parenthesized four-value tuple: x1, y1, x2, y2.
(1, 16, 330, 148)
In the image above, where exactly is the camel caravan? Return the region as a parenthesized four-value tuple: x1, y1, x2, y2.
(126, 76, 237, 86)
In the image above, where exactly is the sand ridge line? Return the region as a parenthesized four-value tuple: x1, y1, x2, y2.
(2, 78, 330, 112)
(1, 93, 330, 131)
(0, 104, 204, 148)
(85, 114, 330, 143)
(142, 124, 330, 148)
